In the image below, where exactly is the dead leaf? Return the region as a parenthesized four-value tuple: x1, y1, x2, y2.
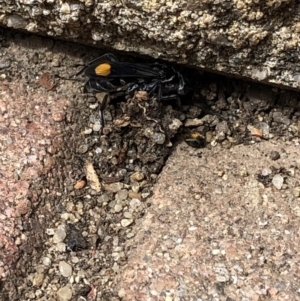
(250, 127, 263, 138)
(84, 161, 101, 192)
(38, 72, 55, 90)
(74, 180, 86, 190)
(134, 90, 149, 101)
(114, 115, 130, 127)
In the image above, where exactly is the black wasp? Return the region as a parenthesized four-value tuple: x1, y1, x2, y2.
(76, 53, 187, 100)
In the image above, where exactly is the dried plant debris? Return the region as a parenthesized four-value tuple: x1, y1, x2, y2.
(38, 71, 56, 90)
(84, 160, 102, 192)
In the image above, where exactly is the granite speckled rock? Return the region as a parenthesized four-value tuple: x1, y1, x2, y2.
(0, 1, 299, 83)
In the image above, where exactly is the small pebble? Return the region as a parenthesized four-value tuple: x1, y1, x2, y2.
(128, 191, 141, 200)
(214, 264, 230, 282)
(77, 270, 86, 280)
(78, 144, 88, 154)
(272, 174, 284, 190)
(131, 182, 140, 193)
(293, 187, 300, 197)
(7, 15, 27, 29)
(153, 133, 165, 144)
(119, 288, 126, 298)
(27, 292, 35, 299)
(61, 212, 70, 220)
(83, 128, 92, 135)
(46, 228, 55, 236)
(60, 2, 71, 14)
(95, 147, 102, 154)
(121, 219, 133, 227)
(116, 189, 128, 201)
(93, 121, 102, 132)
(56, 242, 67, 252)
(212, 249, 220, 255)
(114, 204, 123, 213)
(98, 193, 109, 204)
(123, 212, 132, 219)
(71, 256, 79, 264)
(59, 261, 73, 277)
(260, 122, 270, 138)
(74, 180, 86, 190)
(57, 286, 72, 301)
(89, 103, 99, 109)
(32, 272, 44, 287)
(130, 172, 144, 182)
(270, 150, 280, 161)
(126, 232, 135, 238)
(105, 182, 124, 192)
(185, 118, 204, 127)
(261, 167, 272, 176)
(168, 118, 182, 131)
(53, 227, 67, 243)
(144, 127, 154, 138)
(42, 257, 51, 266)
(112, 262, 119, 272)
(0, 59, 11, 69)
(129, 198, 141, 210)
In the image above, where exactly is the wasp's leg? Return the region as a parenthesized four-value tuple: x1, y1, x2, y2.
(126, 83, 139, 94)
(160, 94, 179, 101)
(160, 93, 181, 107)
(142, 82, 169, 101)
(109, 91, 127, 98)
(143, 81, 160, 99)
(97, 93, 110, 111)
(84, 78, 118, 94)
(177, 72, 186, 95)
(84, 80, 102, 94)
(156, 83, 162, 101)
(97, 93, 110, 133)
(161, 74, 175, 84)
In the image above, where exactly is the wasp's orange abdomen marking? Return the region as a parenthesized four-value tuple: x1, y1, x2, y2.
(95, 63, 111, 76)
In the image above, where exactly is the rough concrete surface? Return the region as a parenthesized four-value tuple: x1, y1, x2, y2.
(117, 141, 300, 300)
(1, 0, 300, 90)
(0, 81, 68, 280)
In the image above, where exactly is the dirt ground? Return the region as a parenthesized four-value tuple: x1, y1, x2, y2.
(1, 28, 300, 301)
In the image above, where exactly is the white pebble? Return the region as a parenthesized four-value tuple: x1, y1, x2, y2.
(42, 257, 52, 266)
(57, 286, 72, 301)
(121, 219, 133, 227)
(46, 228, 55, 235)
(114, 204, 123, 213)
(60, 3, 71, 14)
(272, 174, 284, 190)
(53, 227, 66, 243)
(59, 261, 73, 277)
(56, 242, 67, 252)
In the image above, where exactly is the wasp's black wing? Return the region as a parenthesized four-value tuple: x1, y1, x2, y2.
(85, 59, 163, 79)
